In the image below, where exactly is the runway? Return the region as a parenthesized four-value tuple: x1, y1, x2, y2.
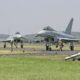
(0, 50, 79, 56)
(0, 43, 80, 56)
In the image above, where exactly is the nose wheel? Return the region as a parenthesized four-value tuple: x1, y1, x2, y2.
(21, 44, 23, 48)
(4, 44, 6, 48)
(21, 42, 23, 48)
(3, 43, 6, 48)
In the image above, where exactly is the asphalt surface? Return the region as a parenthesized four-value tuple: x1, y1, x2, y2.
(0, 45, 79, 56)
(0, 50, 79, 56)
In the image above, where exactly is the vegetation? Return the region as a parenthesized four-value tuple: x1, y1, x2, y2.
(0, 56, 80, 80)
(0, 43, 80, 80)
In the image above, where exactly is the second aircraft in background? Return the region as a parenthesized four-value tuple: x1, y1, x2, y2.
(0, 32, 27, 51)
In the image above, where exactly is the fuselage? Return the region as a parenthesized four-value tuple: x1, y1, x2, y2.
(13, 32, 22, 42)
(37, 30, 76, 41)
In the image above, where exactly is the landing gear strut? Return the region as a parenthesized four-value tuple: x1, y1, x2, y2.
(11, 42, 13, 52)
(45, 43, 52, 51)
(56, 42, 59, 48)
(70, 42, 74, 51)
(45, 38, 52, 51)
(59, 41, 64, 51)
(14, 42, 17, 48)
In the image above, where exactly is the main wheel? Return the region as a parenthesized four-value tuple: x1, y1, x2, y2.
(4, 44, 6, 48)
(21, 44, 23, 48)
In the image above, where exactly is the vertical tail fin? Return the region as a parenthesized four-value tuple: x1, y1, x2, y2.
(65, 18, 73, 34)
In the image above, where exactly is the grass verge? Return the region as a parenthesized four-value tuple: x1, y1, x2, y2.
(0, 56, 80, 80)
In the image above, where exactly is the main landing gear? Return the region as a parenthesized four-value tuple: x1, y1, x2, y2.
(69, 42, 74, 51)
(45, 43, 52, 51)
(21, 42, 23, 48)
(59, 41, 64, 51)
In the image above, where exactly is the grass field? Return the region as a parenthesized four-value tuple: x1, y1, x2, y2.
(0, 56, 80, 80)
(0, 43, 80, 80)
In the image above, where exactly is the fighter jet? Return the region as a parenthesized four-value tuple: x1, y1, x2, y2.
(0, 32, 27, 51)
(37, 18, 80, 51)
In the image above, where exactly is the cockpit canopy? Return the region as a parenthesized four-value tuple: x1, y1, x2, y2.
(15, 32, 20, 34)
(43, 26, 55, 31)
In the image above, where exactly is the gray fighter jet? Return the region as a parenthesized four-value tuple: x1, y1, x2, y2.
(0, 32, 27, 51)
(37, 18, 80, 51)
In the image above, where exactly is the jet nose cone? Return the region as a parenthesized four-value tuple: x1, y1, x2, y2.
(17, 35, 21, 38)
(38, 31, 44, 34)
(14, 34, 22, 39)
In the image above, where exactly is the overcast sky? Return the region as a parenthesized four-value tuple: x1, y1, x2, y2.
(0, 0, 80, 35)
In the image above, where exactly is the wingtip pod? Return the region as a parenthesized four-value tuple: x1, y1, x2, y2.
(65, 18, 74, 34)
